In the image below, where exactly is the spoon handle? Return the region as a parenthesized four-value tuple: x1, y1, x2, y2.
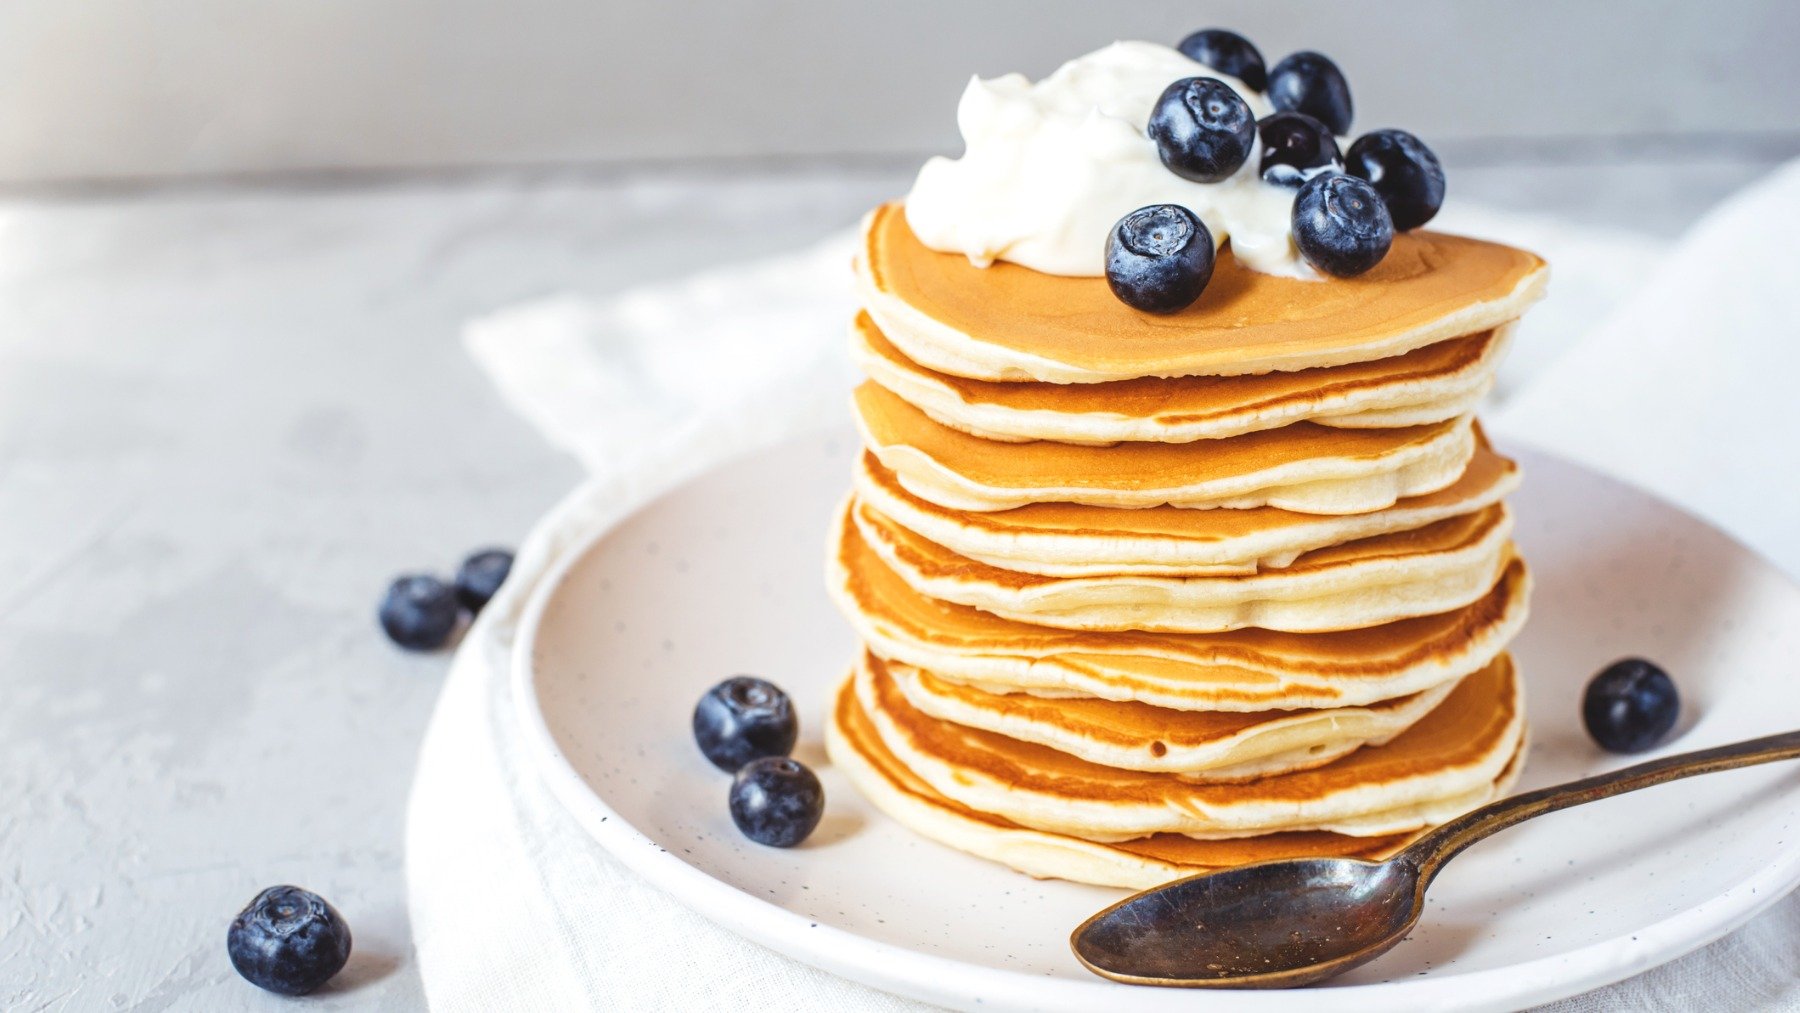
(1406, 728, 1800, 881)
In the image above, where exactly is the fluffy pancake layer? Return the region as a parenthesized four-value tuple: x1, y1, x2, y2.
(852, 439, 1518, 577)
(823, 676, 1428, 889)
(828, 505, 1532, 711)
(856, 202, 1548, 383)
(854, 310, 1511, 445)
(856, 380, 1477, 514)
(889, 658, 1460, 780)
(851, 651, 1524, 842)
(845, 497, 1516, 634)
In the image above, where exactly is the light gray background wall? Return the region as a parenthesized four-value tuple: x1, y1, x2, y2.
(1, 0, 1796, 186)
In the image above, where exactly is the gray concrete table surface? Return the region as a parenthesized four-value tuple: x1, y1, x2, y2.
(0, 151, 1785, 1009)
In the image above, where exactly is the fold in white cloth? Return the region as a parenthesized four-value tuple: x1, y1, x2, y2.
(1492, 161, 1800, 578)
(464, 234, 860, 475)
(407, 177, 1800, 1011)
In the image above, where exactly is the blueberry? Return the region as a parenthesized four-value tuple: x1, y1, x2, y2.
(1104, 205, 1215, 314)
(1347, 129, 1446, 231)
(1149, 78, 1256, 184)
(1267, 51, 1353, 136)
(1176, 28, 1267, 91)
(1583, 658, 1680, 753)
(693, 676, 798, 772)
(378, 574, 459, 651)
(227, 885, 352, 996)
(730, 756, 824, 847)
(1257, 111, 1343, 188)
(454, 547, 514, 613)
(1292, 173, 1393, 277)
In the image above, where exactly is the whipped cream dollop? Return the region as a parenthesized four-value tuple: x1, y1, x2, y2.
(905, 41, 1315, 279)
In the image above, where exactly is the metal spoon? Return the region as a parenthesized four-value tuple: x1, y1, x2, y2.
(1072, 727, 1800, 988)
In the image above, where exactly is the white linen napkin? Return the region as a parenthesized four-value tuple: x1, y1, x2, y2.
(407, 178, 1800, 1011)
(1490, 160, 1800, 577)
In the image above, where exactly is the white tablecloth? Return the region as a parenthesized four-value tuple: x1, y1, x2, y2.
(407, 165, 1800, 1010)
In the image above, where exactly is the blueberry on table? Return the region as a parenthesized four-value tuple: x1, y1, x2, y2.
(227, 885, 352, 996)
(454, 547, 515, 613)
(1104, 204, 1216, 314)
(378, 574, 460, 651)
(1176, 28, 1267, 91)
(1267, 51, 1353, 136)
(1149, 77, 1257, 184)
(694, 676, 798, 772)
(1584, 658, 1680, 753)
(1347, 129, 1446, 231)
(1257, 111, 1342, 188)
(730, 756, 825, 847)
(1291, 173, 1394, 277)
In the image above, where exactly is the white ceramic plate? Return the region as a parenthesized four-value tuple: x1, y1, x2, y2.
(514, 428, 1800, 1012)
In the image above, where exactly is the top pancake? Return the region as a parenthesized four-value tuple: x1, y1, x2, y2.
(856, 202, 1548, 384)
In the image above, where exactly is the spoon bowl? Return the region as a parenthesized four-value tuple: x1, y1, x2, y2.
(1074, 855, 1424, 987)
(1072, 727, 1800, 988)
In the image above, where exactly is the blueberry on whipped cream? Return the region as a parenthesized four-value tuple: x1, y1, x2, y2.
(1257, 110, 1343, 189)
(1267, 51, 1354, 135)
(1292, 174, 1394, 277)
(902, 41, 1295, 278)
(1176, 28, 1267, 91)
(1105, 204, 1216, 313)
(1149, 77, 1258, 184)
(901, 32, 1444, 301)
(1347, 129, 1446, 231)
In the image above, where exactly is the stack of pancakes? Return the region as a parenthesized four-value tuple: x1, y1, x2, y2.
(825, 203, 1549, 889)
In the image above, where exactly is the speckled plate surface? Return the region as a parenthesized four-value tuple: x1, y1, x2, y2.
(513, 427, 1800, 1012)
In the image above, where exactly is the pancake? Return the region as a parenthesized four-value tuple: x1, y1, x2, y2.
(854, 310, 1512, 445)
(852, 437, 1519, 577)
(853, 651, 1525, 841)
(828, 508, 1532, 710)
(855, 202, 1548, 383)
(846, 498, 1516, 634)
(889, 658, 1461, 780)
(856, 381, 1477, 514)
(824, 675, 1429, 889)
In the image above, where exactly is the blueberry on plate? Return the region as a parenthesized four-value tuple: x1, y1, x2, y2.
(1267, 51, 1353, 136)
(378, 574, 460, 651)
(227, 885, 352, 996)
(1176, 28, 1267, 91)
(1257, 111, 1342, 188)
(1346, 129, 1446, 231)
(1292, 173, 1394, 277)
(454, 547, 514, 613)
(730, 756, 824, 847)
(1104, 204, 1215, 314)
(1149, 77, 1257, 183)
(1583, 658, 1680, 753)
(693, 676, 798, 772)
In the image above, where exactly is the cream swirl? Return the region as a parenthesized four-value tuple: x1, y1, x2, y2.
(905, 40, 1316, 279)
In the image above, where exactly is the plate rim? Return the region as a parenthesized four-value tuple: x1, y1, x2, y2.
(510, 430, 1800, 1012)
